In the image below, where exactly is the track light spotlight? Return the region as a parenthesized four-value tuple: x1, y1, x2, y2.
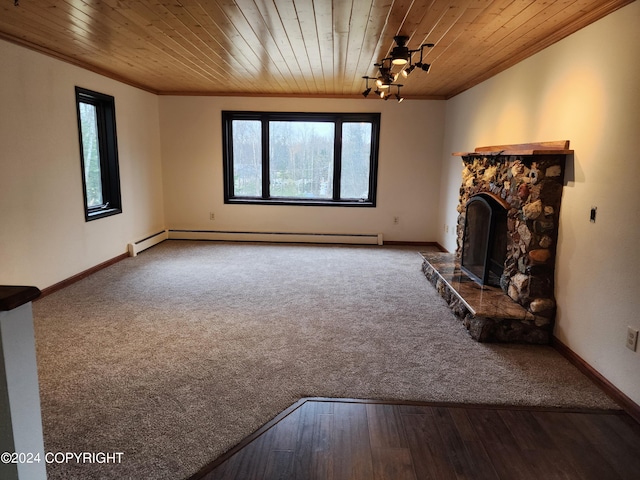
(415, 62, 431, 72)
(377, 79, 390, 89)
(401, 64, 415, 78)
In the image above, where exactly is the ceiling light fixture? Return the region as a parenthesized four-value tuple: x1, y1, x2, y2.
(363, 36, 434, 102)
(390, 36, 410, 65)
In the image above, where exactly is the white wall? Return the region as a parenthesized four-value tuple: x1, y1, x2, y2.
(438, 2, 640, 404)
(0, 40, 165, 289)
(159, 96, 445, 242)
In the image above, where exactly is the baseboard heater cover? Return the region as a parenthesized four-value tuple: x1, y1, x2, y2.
(168, 230, 383, 245)
(128, 230, 169, 256)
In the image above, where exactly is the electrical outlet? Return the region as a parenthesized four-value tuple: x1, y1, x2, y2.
(209, 212, 215, 220)
(393, 216, 399, 225)
(626, 326, 638, 351)
(445, 224, 449, 233)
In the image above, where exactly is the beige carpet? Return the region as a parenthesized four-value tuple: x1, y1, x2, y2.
(32, 241, 618, 479)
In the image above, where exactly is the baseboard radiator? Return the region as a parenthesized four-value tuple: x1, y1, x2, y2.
(128, 230, 169, 256)
(168, 229, 384, 245)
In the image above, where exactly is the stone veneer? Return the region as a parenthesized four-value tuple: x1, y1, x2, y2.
(425, 141, 572, 343)
(421, 251, 551, 343)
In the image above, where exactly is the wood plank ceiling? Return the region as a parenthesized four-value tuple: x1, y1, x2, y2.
(0, 0, 633, 99)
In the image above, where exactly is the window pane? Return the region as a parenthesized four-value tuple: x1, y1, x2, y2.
(341, 122, 372, 200)
(79, 102, 103, 207)
(232, 120, 262, 197)
(269, 121, 334, 199)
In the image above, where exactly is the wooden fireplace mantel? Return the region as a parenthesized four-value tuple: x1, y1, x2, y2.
(452, 140, 573, 157)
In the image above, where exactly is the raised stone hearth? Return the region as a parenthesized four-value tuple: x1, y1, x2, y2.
(424, 141, 573, 344)
(421, 251, 551, 343)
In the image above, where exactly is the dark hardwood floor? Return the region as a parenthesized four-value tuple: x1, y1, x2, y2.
(189, 398, 640, 480)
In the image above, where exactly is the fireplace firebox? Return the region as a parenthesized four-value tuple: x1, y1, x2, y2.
(461, 194, 507, 287)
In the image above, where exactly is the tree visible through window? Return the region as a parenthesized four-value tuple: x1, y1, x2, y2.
(78, 102, 104, 207)
(269, 121, 334, 199)
(231, 119, 262, 197)
(75, 87, 122, 221)
(222, 112, 380, 206)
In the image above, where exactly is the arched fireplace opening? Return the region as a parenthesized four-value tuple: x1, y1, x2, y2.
(461, 194, 508, 287)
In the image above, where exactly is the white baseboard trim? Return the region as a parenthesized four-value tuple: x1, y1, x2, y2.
(168, 230, 383, 245)
(128, 230, 169, 256)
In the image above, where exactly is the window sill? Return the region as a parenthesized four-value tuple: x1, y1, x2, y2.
(86, 207, 122, 221)
(225, 198, 376, 207)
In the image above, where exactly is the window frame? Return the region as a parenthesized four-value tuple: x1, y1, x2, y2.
(221, 111, 380, 207)
(75, 86, 122, 221)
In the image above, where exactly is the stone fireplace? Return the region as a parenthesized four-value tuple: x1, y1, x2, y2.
(422, 141, 572, 344)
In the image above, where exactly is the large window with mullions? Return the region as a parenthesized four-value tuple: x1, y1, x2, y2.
(222, 111, 380, 206)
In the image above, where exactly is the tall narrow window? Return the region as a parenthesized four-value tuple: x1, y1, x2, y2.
(75, 87, 122, 221)
(231, 119, 262, 197)
(341, 122, 372, 200)
(222, 111, 380, 206)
